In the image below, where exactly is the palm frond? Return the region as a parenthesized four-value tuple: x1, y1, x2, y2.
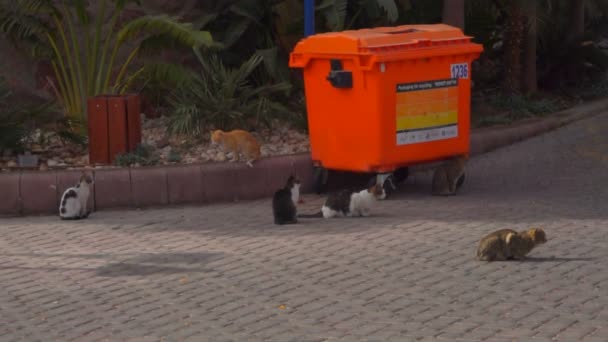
(229, 1, 263, 25)
(117, 14, 217, 49)
(0, 0, 58, 56)
(375, 0, 399, 22)
(193, 12, 219, 29)
(120, 62, 196, 93)
(317, 0, 348, 31)
(114, 0, 141, 10)
(220, 17, 251, 48)
(70, 0, 89, 25)
(137, 33, 189, 55)
(254, 47, 285, 82)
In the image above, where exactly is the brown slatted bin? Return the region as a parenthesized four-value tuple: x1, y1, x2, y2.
(87, 97, 110, 164)
(87, 94, 142, 165)
(107, 96, 129, 161)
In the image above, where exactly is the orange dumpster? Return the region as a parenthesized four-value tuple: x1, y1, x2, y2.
(289, 24, 483, 191)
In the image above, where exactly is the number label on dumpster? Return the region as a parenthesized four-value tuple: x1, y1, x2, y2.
(451, 63, 469, 79)
(396, 79, 459, 145)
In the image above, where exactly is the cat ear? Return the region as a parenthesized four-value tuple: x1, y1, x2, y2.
(539, 228, 547, 242)
(532, 228, 546, 241)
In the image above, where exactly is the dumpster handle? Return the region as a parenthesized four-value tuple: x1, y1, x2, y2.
(386, 28, 420, 34)
(326, 59, 353, 89)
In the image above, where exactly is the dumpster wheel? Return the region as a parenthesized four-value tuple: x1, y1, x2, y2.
(368, 167, 409, 199)
(392, 167, 409, 184)
(312, 167, 329, 194)
(456, 172, 465, 189)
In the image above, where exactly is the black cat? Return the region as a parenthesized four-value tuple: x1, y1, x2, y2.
(272, 176, 301, 225)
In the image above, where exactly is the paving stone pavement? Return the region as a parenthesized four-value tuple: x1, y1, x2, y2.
(1, 112, 608, 342)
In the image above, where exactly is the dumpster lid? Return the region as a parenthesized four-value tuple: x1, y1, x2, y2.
(292, 24, 477, 55)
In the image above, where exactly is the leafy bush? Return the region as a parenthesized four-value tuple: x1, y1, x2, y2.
(168, 52, 292, 135)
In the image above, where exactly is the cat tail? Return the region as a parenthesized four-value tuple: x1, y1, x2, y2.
(298, 211, 323, 218)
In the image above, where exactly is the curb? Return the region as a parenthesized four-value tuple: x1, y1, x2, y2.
(2, 98, 607, 217)
(469, 99, 608, 156)
(0, 154, 313, 217)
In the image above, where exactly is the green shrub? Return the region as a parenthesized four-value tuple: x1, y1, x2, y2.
(0, 88, 27, 153)
(489, 94, 559, 119)
(114, 144, 159, 167)
(167, 148, 182, 163)
(0, 77, 80, 154)
(578, 77, 608, 99)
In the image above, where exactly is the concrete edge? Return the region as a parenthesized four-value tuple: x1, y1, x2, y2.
(2, 98, 607, 217)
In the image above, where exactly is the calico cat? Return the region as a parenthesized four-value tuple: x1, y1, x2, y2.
(272, 176, 301, 225)
(476, 228, 547, 261)
(300, 183, 386, 219)
(59, 171, 93, 220)
(431, 156, 466, 196)
(210, 129, 261, 167)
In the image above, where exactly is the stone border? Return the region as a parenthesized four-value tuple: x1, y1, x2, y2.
(2, 98, 607, 217)
(469, 99, 608, 156)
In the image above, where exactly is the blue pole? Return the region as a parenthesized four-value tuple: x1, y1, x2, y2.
(304, 0, 315, 37)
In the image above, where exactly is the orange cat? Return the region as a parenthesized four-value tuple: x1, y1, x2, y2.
(210, 129, 261, 167)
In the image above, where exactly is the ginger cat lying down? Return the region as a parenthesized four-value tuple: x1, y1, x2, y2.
(210, 129, 261, 167)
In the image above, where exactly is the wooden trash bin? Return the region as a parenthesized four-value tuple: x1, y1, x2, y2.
(87, 94, 142, 165)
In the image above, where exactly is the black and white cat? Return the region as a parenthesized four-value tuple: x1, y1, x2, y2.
(272, 176, 301, 225)
(59, 172, 93, 220)
(300, 183, 386, 219)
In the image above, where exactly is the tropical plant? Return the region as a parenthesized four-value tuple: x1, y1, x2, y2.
(1, 0, 216, 125)
(534, 0, 608, 88)
(315, 0, 401, 31)
(399, 0, 443, 24)
(442, 0, 464, 29)
(121, 62, 198, 112)
(465, 0, 608, 93)
(168, 52, 292, 135)
(193, 0, 296, 86)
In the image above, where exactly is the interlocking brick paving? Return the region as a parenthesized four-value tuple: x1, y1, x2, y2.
(1, 112, 607, 341)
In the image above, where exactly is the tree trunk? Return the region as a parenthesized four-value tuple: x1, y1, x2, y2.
(442, 0, 465, 30)
(570, 0, 585, 42)
(503, 1, 525, 94)
(522, 2, 537, 94)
